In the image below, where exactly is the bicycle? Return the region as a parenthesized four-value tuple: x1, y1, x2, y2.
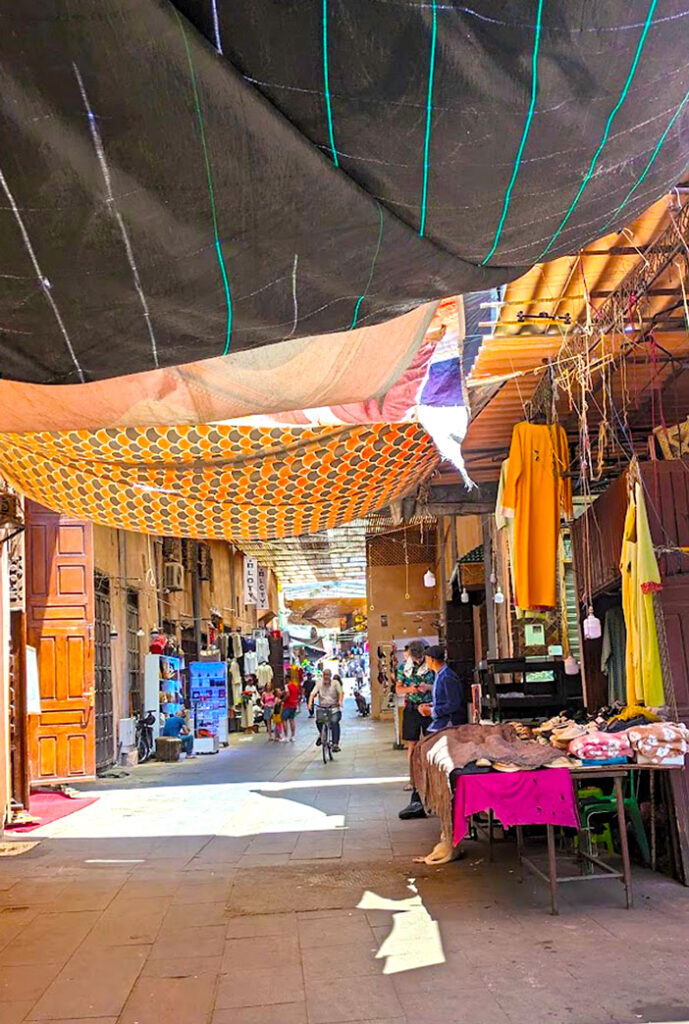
(315, 705, 341, 764)
(135, 710, 156, 763)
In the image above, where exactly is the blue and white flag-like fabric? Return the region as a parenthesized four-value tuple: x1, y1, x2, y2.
(417, 292, 494, 490)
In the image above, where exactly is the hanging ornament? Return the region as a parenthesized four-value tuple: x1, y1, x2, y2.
(583, 606, 602, 640)
(493, 584, 505, 605)
(489, 571, 497, 585)
(564, 655, 580, 675)
(460, 587, 470, 604)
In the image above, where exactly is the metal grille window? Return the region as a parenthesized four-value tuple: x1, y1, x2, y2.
(94, 572, 114, 770)
(126, 589, 143, 716)
(366, 525, 437, 567)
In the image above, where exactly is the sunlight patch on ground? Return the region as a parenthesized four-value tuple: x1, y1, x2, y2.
(26, 783, 347, 840)
(258, 776, 407, 791)
(26, 775, 406, 841)
(357, 887, 445, 975)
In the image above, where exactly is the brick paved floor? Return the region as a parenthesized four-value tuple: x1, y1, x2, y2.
(2, 703, 689, 1023)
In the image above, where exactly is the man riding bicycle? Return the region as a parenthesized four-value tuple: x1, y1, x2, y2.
(308, 669, 344, 752)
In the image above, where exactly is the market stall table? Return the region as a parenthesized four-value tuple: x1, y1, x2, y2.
(452, 763, 681, 915)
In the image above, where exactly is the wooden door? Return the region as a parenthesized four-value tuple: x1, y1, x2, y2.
(26, 502, 95, 783)
(658, 577, 689, 883)
(445, 601, 476, 686)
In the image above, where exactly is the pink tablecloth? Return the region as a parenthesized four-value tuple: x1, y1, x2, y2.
(453, 768, 579, 845)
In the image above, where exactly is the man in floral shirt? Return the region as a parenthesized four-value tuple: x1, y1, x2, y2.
(396, 640, 434, 788)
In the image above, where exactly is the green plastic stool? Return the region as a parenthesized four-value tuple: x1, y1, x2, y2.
(574, 789, 615, 861)
(577, 773, 650, 866)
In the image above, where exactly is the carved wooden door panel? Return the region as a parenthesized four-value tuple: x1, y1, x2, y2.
(26, 501, 95, 783)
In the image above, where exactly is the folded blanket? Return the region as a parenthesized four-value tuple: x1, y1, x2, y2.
(627, 722, 689, 765)
(411, 723, 564, 839)
(569, 730, 631, 760)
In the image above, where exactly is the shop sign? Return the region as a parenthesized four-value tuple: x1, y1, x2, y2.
(257, 565, 270, 610)
(244, 556, 258, 605)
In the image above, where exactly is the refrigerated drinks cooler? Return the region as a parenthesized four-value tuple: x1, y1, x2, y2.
(189, 661, 229, 753)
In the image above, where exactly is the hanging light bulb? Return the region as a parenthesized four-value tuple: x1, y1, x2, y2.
(489, 571, 497, 585)
(493, 584, 505, 605)
(583, 606, 602, 640)
(423, 568, 436, 588)
(460, 587, 470, 604)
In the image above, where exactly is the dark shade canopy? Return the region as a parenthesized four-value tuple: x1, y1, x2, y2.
(2, 1, 688, 383)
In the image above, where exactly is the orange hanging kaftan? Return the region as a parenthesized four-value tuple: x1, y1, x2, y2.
(500, 422, 573, 610)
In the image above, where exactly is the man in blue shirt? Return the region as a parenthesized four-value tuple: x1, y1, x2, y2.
(399, 645, 466, 820)
(161, 709, 195, 758)
(420, 645, 467, 732)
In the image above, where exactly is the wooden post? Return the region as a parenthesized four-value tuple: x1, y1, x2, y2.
(191, 541, 202, 657)
(10, 609, 29, 811)
(482, 515, 497, 659)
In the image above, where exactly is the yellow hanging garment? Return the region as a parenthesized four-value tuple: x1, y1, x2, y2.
(620, 475, 664, 707)
(501, 422, 572, 610)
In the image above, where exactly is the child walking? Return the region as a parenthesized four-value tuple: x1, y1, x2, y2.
(272, 688, 285, 742)
(261, 681, 276, 740)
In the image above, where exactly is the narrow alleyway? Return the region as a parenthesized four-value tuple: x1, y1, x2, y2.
(2, 706, 689, 1024)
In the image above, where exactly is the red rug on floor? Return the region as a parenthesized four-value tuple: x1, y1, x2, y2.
(7, 791, 99, 832)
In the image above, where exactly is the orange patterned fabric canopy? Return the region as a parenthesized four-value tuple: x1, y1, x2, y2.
(0, 422, 438, 540)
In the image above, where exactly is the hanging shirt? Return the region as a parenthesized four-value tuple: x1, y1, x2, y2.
(257, 663, 274, 689)
(620, 478, 664, 707)
(601, 605, 627, 704)
(500, 421, 572, 610)
(231, 632, 243, 659)
(244, 651, 259, 674)
(229, 660, 243, 705)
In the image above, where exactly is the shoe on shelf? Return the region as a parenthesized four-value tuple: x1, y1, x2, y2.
(332, 745, 341, 752)
(316, 737, 322, 746)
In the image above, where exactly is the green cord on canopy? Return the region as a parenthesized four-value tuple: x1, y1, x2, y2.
(175, 9, 233, 355)
(481, 0, 545, 266)
(419, 0, 438, 239)
(350, 204, 384, 329)
(322, 0, 339, 167)
(538, 0, 658, 262)
(603, 85, 689, 231)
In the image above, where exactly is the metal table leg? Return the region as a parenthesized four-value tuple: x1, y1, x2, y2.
(516, 825, 524, 882)
(650, 769, 657, 872)
(488, 808, 494, 863)
(546, 824, 559, 915)
(614, 775, 633, 908)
